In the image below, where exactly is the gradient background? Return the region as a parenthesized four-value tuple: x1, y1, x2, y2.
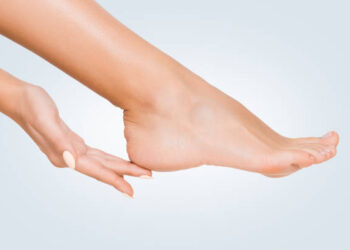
(0, 0, 349, 249)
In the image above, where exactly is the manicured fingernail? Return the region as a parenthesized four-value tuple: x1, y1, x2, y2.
(322, 132, 333, 139)
(122, 193, 134, 199)
(139, 175, 153, 179)
(63, 151, 75, 169)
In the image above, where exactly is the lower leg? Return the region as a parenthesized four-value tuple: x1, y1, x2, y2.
(0, 0, 339, 175)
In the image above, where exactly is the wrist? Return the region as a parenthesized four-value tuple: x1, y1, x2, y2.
(0, 71, 26, 122)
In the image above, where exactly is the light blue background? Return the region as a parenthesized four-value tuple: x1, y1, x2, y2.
(0, 0, 349, 249)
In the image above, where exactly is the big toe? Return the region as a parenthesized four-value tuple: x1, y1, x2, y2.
(321, 131, 340, 146)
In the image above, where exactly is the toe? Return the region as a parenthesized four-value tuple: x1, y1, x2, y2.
(323, 144, 337, 160)
(293, 131, 339, 147)
(261, 131, 339, 177)
(300, 143, 336, 164)
(298, 145, 325, 164)
(321, 131, 340, 146)
(262, 149, 314, 176)
(313, 144, 330, 162)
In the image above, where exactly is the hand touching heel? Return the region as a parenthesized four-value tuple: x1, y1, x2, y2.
(0, 71, 152, 197)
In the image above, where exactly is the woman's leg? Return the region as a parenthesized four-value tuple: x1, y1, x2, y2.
(0, 0, 339, 176)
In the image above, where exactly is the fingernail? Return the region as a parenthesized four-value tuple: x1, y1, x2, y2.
(322, 132, 333, 139)
(139, 175, 153, 179)
(122, 193, 134, 199)
(63, 151, 75, 169)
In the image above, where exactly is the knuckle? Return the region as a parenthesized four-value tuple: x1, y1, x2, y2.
(111, 175, 122, 187)
(93, 170, 104, 182)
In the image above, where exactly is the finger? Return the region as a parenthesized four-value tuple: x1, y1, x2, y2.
(87, 148, 152, 178)
(75, 155, 134, 197)
(86, 148, 118, 160)
(101, 158, 152, 178)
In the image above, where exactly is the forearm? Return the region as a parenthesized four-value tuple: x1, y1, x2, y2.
(0, 69, 25, 120)
(0, 68, 151, 194)
(0, 0, 186, 109)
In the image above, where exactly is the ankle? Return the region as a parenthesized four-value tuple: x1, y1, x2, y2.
(132, 77, 198, 116)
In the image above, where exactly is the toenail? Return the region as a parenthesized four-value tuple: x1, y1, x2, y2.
(322, 132, 333, 139)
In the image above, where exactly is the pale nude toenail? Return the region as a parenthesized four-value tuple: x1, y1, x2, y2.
(322, 131, 333, 139)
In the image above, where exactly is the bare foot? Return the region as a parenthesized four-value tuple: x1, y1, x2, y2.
(0, 0, 338, 178)
(123, 74, 339, 177)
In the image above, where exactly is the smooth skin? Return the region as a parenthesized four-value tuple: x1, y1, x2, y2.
(0, 0, 339, 178)
(0, 70, 152, 197)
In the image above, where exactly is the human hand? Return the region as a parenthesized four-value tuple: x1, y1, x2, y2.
(14, 84, 151, 197)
